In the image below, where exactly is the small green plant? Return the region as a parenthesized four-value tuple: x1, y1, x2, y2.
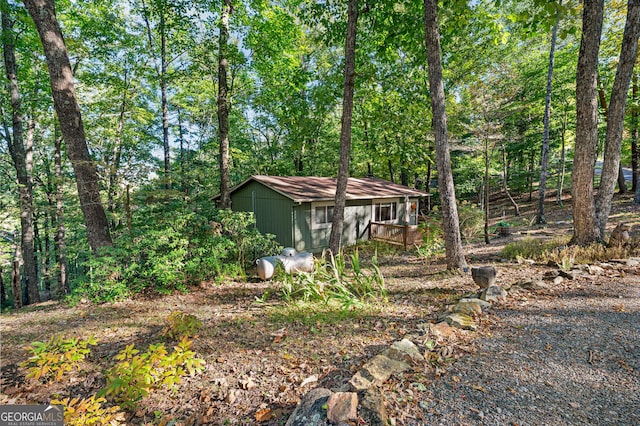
(100, 337, 205, 409)
(275, 250, 386, 312)
(51, 396, 125, 426)
(458, 201, 484, 242)
(163, 311, 203, 340)
(20, 335, 98, 382)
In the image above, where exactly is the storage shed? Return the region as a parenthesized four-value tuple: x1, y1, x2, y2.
(228, 175, 429, 252)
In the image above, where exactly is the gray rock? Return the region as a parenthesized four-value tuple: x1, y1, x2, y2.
(481, 285, 508, 303)
(349, 355, 410, 391)
(553, 276, 564, 285)
(453, 301, 483, 316)
(360, 387, 387, 426)
(443, 313, 477, 331)
(326, 392, 358, 424)
(516, 280, 548, 291)
(383, 338, 425, 363)
(471, 266, 497, 289)
(285, 388, 332, 426)
(459, 298, 493, 310)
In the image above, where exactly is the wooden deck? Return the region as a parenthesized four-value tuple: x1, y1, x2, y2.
(370, 221, 422, 250)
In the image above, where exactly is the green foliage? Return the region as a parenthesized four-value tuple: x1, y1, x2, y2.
(72, 195, 280, 302)
(416, 217, 445, 260)
(20, 335, 98, 382)
(502, 236, 639, 266)
(50, 396, 125, 426)
(100, 337, 205, 409)
(457, 202, 485, 243)
(276, 250, 386, 312)
(502, 236, 568, 261)
(163, 311, 203, 340)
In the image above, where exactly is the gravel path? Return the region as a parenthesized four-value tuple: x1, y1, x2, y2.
(425, 271, 640, 426)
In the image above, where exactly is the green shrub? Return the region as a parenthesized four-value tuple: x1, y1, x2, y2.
(457, 201, 484, 242)
(20, 335, 98, 382)
(51, 396, 125, 426)
(163, 311, 203, 340)
(72, 200, 280, 302)
(100, 338, 205, 409)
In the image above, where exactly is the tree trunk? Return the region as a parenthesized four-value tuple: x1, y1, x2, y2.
(424, 0, 467, 270)
(557, 108, 567, 204)
(108, 69, 128, 222)
(502, 144, 520, 216)
(595, 0, 640, 236)
(160, 10, 171, 190)
(483, 136, 490, 244)
(217, 0, 232, 209)
(54, 134, 69, 295)
(23, 0, 112, 252)
(329, 0, 358, 254)
(11, 259, 21, 309)
(0, 265, 5, 307)
(632, 73, 639, 193)
(536, 2, 560, 225)
(571, 0, 604, 245)
(3, 8, 40, 305)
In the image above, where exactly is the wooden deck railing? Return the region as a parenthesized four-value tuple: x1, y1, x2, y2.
(370, 221, 422, 250)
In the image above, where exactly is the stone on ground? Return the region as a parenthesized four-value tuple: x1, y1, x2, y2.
(349, 355, 410, 391)
(285, 388, 332, 426)
(443, 313, 477, 331)
(360, 387, 387, 426)
(383, 338, 425, 364)
(471, 266, 497, 289)
(481, 285, 508, 303)
(326, 392, 358, 423)
(453, 301, 483, 316)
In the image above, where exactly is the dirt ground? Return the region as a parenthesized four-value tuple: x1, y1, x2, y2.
(1, 193, 639, 425)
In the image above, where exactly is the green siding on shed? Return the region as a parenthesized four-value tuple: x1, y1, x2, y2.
(231, 181, 295, 247)
(229, 177, 424, 253)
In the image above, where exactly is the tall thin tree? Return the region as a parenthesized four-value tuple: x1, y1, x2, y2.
(218, 0, 232, 209)
(571, 0, 604, 245)
(23, 0, 112, 252)
(595, 0, 640, 236)
(536, 0, 561, 225)
(329, 0, 359, 254)
(2, 5, 40, 304)
(423, 0, 467, 270)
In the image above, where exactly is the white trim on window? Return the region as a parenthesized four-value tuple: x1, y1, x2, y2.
(311, 201, 334, 229)
(372, 198, 399, 223)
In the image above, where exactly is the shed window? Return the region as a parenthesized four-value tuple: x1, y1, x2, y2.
(374, 201, 397, 222)
(315, 205, 334, 225)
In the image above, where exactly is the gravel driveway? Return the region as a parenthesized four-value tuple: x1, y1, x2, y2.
(425, 270, 640, 426)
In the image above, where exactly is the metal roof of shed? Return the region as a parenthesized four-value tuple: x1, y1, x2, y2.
(231, 175, 430, 203)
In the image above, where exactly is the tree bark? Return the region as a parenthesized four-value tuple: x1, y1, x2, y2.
(23, 0, 112, 252)
(502, 144, 520, 216)
(217, 0, 232, 209)
(571, 0, 604, 245)
(54, 134, 69, 295)
(536, 1, 560, 225)
(424, 0, 467, 270)
(595, 0, 640, 236)
(632, 73, 639, 193)
(483, 135, 490, 244)
(3, 8, 40, 304)
(160, 9, 171, 190)
(329, 0, 358, 254)
(557, 105, 568, 204)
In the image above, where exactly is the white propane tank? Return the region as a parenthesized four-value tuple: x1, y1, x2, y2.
(281, 247, 297, 257)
